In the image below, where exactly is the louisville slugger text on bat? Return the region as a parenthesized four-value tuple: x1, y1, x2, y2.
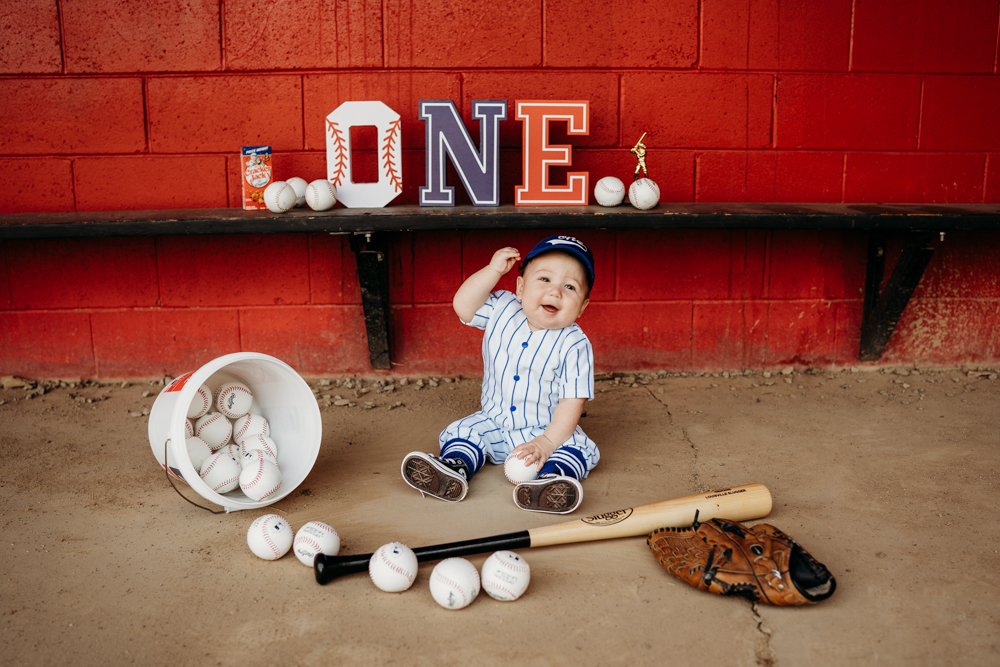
(314, 483, 772, 585)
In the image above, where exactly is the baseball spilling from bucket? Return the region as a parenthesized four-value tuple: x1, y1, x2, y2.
(247, 514, 293, 560)
(293, 521, 341, 567)
(147, 352, 322, 511)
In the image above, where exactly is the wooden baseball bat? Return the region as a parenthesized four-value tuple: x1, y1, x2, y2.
(314, 483, 771, 585)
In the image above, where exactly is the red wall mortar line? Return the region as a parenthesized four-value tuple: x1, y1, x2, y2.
(541, 0, 547, 65)
(983, 154, 991, 202)
(86, 312, 98, 377)
(916, 77, 925, 150)
(219, 0, 228, 70)
(55, 0, 66, 74)
(994, 0, 1000, 74)
(840, 153, 848, 203)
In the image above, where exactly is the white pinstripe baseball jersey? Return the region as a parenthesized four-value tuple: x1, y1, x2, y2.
(465, 290, 594, 432)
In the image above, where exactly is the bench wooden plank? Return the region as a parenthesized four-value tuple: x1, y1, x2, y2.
(2, 203, 999, 239)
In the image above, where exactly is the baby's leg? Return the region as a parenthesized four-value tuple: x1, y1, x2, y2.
(510, 427, 599, 514)
(399, 412, 501, 502)
(514, 426, 600, 480)
(438, 412, 508, 479)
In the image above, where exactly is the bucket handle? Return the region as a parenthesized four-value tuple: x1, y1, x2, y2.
(164, 438, 226, 514)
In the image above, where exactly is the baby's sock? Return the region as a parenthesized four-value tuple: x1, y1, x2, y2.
(440, 439, 483, 478)
(539, 447, 588, 480)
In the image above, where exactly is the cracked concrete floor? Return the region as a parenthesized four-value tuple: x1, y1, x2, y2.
(1, 367, 997, 666)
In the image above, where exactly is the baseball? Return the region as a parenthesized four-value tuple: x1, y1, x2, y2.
(219, 441, 242, 465)
(247, 514, 293, 560)
(239, 458, 282, 502)
(240, 448, 277, 469)
(628, 178, 660, 210)
(194, 412, 232, 451)
(240, 433, 278, 461)
(504, 453, 539, 484)
(186, 383, 212, 419)
(232, 412, 269, 442)
(429, 558, 481, 610)
(263, 181, 296, 213)
(594, 176, 625, 206)
(199, 450, 242, 493)
(481, 550, 531, 601)
(285, 176, 308, 207)
(215, 381, 253, 419)
(369, 542, 418, 593)
(304, 179, 337, 211)
(184, 418, 194, 438)
(184, 436, 213, 472)
(293, 521, 341, 567)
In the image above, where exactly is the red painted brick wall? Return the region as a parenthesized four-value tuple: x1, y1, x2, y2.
(2, 0, 999, 378)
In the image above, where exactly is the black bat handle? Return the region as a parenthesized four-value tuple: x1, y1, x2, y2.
(314, 530, 532, 585)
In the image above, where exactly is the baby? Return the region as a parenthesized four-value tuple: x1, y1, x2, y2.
(400, 235, 599, 514)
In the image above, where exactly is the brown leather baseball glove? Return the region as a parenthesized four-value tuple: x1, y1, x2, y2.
(647, 514, 836, 606)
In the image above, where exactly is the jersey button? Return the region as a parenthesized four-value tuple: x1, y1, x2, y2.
(521, 342, 528, 348)
(510, 406, 516, 412)
(513, 375, 520, 381)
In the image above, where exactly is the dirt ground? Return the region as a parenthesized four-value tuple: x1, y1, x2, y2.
(1, 365, 998, 666)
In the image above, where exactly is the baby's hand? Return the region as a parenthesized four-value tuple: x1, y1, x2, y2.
(510, 435, 556, 471)
(489, 247, 521, 276)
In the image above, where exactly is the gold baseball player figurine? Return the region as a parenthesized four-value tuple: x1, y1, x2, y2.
(630, 132, 648, 180)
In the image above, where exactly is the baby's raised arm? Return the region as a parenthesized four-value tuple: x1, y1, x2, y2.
(453, 247, 521, 323)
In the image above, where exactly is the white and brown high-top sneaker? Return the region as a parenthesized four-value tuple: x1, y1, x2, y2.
(400, 452, 469, 502)
(512, 474, 583, 514)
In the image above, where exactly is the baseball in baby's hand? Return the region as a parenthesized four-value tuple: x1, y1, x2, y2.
(490, 247, 521, 276)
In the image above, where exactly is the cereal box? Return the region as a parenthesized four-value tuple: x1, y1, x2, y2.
(241, 146, 273, 210)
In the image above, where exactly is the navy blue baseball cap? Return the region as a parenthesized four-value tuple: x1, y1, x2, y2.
(520, 235, 595, 289)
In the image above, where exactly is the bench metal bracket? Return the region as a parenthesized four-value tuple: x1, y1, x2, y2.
(349, 232, 392, 370)
(859, 231, 937, 361)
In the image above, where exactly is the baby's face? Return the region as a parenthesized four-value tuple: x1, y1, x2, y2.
(516, 252, 590, 332)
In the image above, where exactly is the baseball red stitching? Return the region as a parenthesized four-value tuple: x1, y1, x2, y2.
(309, 182, 333, 210)
(212, 474, 239, 492)
(433, 572, 473, 606)
(196, 413, 226, 437)
(302, 524, 335, 540)
(296, 536, 322, 553)
(263, 524, 282, 559)
(234, 415, 268, 441)
(242, 460, 265, 490)
(194, 387, 210, 416)
(241, 433, 276, 459)
(486, 583, 520, 599)
(218, 385, 252, 417)
(379, 548, 415, 584)
(234, 416, 253, 441)
(497, 557, 529, 575)
(271, 183, 292, 212)
(199, 455, 220, 478)
(258, 481, 281, 500)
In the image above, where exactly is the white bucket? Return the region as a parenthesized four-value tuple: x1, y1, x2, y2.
(147, 352, 321, 511)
